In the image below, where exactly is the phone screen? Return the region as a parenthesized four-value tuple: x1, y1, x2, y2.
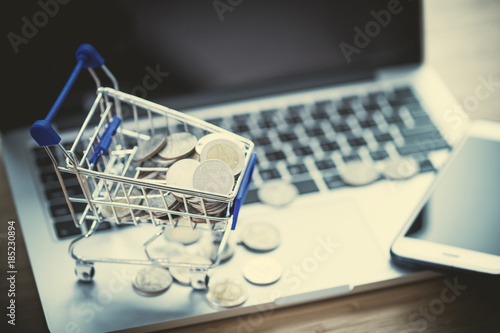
(405, 137, 500, 256)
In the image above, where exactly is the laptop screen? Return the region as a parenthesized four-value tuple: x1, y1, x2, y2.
(4, 0, 421, 133)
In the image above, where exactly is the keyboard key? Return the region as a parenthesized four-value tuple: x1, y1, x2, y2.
(259, 168, 281, 180)
(370, 150, 389, 161)
(343, 153, 360, 162)
(258, 119, 276, 129)
(305, 127, 324, 137)
(358, 119, 378, 128)
(260, 109, 278, 119)
(285, 115, 303, 125)
(374, 132, 393, 143)
(315, 159, 336, 171)
(45, 185, 82, 201)
(279, 132, 299, 142)
(319, 141, 340, 152)
(54, 220, 81, 238)
(243, 188, 260, 205)
(205, 118, 223, 126)
(403, 131, 443, 145)
(347, 137, 367, 148)
(50, 202, 87, 217)
(251, 134, 272, 146)
(337, 106, 355, 116)
(396, 139, 449, 155)
(293, 146, 314, 157)
(323, 175, 346, 190)
(332, 123, 351, 133)
(287, 163, 308, 176)
(265, 150, 287, 161)
(394, 87, 416, 99)
(385, 114, 404, 125)
(233, 113, 251, 123)
(85, 220, 113, 232)
(231, 123, 251, 134)
(400, 125, 440, 138)
(419, 159, 436, 173)
(292, 179, 319, 195)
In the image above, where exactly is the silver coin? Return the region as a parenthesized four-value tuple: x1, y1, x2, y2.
(243, 257, 282, 285)
(193, 160, 235, 196)
(165, 159, 200, 196)
(164, 217, 202, 244)
(169, 254, 212, 285)
(132, 266, 173, 296)
(257, 180, 298, 207)
(143, 193, 178, 218)
(382, 156, 420, 180)
(206, 280, 248, 308)
(158, 132, 197, 160)
(196, 237, 236, 263)
(240, 222, 280, 252)
(133, 134, 167, 163)
(200, 138, 245, 176)
(196, 133, 245, 155)
(339, 160, 379, 186)
(99, 188, 143, 219)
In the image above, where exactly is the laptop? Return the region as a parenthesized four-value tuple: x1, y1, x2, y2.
(3, 0, 470, 331)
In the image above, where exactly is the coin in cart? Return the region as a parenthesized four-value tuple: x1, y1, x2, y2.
(206, 280, 248, 308)
(243, 257, 282, 285)
(193, 160, 235, 196)
(132, 134, 167, 163)
(169, 254, 212, 285)
(240, 222, 280, 252)
(157, 132, 198, 160)
(200, 138, 245, 176)
(257, 180, 298, 207)
(132, 266, 173, 296)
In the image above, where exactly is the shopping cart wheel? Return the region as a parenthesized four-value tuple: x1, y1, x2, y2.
(190, 269, 209, 290)
(75, 261, 95, 282)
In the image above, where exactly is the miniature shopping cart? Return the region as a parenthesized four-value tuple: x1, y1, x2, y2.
(30, 44, 256, 289)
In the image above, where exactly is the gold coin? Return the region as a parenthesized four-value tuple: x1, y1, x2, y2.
(200, 139, 245, 175)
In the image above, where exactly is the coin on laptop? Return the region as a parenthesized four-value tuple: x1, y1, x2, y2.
(158, 132, 198, 160)
(169, 254, 212, 285)
(132, 266, 173, 296)
(193, 160, 235, 196)
(200, 138, 245, 176)
(339, 160, 379, 186)
(243, 257, 282, 285)
(257, 180, 298, 207)
(206, 279, 248, 308)
(382, 156, 419, 180)
(132, 134, 167, 163)
(240, 222, 280, 252)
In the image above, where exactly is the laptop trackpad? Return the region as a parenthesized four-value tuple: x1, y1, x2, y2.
(213, 197, 390, 304)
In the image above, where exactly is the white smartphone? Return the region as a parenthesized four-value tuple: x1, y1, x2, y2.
(391, 120, 500, 276)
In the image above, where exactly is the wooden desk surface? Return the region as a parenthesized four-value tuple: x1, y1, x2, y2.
(2, 0, 500, 332)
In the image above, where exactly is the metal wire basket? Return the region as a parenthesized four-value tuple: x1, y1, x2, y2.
(30, 44, 256, 289)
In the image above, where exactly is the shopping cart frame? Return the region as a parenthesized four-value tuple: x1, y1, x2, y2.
(30, 44, 256, 289)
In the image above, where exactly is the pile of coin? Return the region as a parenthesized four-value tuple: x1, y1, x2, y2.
(99, 130, 248, 225)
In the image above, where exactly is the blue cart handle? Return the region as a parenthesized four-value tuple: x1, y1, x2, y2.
(231, 152, 257, 230)
(30, 44, 105, 147)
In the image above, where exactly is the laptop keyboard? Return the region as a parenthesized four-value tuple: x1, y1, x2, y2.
(32, 85, 450, 239)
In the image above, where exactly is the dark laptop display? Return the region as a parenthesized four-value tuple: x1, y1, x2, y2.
(4, 0, 421, 133)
